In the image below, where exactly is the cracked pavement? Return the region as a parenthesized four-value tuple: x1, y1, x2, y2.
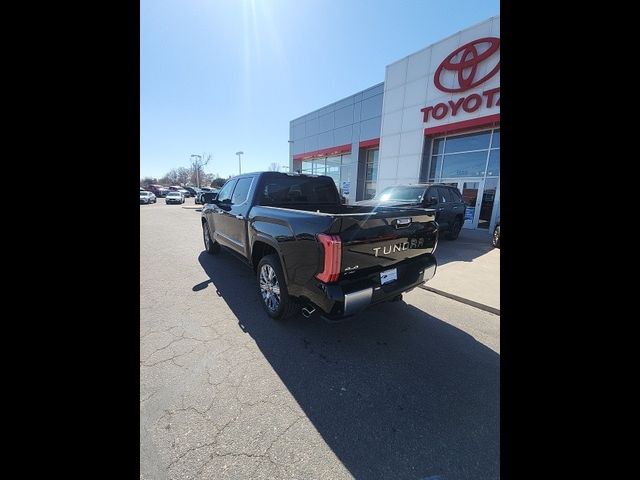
(140, 199, 500, 479)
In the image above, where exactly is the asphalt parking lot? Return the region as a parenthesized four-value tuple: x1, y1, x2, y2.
(140, 198, 500, 480)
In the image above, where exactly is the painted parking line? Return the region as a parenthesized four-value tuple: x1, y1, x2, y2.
(420, 284, 500, 316)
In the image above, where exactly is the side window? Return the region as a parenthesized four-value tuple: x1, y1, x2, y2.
(231, 177, 254, 205)
(217, 179, 237, 203)
(436, 186, 448, 203)
(443, 187, 457, 203)
(426, 187, 439, 203)
(449, 188, 463, 203)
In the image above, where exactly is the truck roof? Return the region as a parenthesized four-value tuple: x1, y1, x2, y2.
(235, 171, 325, 179)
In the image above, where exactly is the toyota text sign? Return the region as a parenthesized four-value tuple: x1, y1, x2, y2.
(421, 37, 500, 129)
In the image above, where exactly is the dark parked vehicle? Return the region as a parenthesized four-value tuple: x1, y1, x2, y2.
(145, 184, 168, 198)
(183, 186, 199, 197)
(165, 191, 185, 204)
(357, 183, 466, 240)
(196, 187, 217, 204)
(201, 172, 438, 321)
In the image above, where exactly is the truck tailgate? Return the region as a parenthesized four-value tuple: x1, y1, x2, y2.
(331, 207, 438, 277)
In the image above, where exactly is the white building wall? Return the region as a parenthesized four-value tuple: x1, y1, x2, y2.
(377, 15, 500, 191)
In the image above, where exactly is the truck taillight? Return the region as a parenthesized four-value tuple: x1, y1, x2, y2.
(316, 234, 342, 283)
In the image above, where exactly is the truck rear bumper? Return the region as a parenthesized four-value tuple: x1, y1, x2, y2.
(308, 254, 437, 321)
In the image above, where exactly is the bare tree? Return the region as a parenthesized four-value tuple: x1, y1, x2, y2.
(211, 177, 228, 188)
(190, 153, 212, 187)
(159, 169, 179, 186)
(201, 173, 216, 186)
(176, 167, 191, 186)
(268, 162, 280, 172)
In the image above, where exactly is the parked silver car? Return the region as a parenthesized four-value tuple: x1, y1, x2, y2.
(165, 191, 185, 204)
(140, 191, 157, 204)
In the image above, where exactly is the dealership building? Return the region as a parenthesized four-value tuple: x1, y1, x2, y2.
(289, 15, 500, 231)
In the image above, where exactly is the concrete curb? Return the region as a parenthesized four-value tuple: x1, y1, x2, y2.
(419, 285, 500, 316)
(182, 205, 202, 210)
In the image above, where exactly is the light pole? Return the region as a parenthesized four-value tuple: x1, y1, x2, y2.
(235, 151, 244, 175)
(190, 154, 202, 187)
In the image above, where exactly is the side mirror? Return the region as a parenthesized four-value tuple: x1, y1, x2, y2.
(201, 192, 218, 204)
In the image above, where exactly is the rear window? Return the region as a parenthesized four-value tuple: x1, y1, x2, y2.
(257, 175, 340, 206)
(377, 186, 427, 202)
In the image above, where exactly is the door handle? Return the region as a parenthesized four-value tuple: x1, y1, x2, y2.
(453, 206, 459, 209)
(438, 207, 444, 211)
(235, 215, 244, 220)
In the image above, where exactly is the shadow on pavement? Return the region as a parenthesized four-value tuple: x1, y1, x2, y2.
(435, 230, 495, 267)
(196, 250, 499, 480)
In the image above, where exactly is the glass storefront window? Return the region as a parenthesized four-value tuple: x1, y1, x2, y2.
(444, 131, 491, 153)
(490, 129, 500, 148)
(432, 138, 444, 155)
(430, 128, 500, 181)
(441, 151, 487, 178)
(364, 149, 379, 200)
(429, 155, 443, 181)
(312, 158, 326, 175)
(326, 163, 340, 185)
(365, 184, 376, 199)
(486, 149, 500, 177)
(301, 159, 312, 174)
(326, 156, 339, 182)
(365, 150, 378, 181)
(426, 128, 500, 230)
(478, 177, 499, 229)
(301, 153, 353, 198)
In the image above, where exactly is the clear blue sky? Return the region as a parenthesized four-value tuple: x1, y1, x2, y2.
(140, 0, 499, 180)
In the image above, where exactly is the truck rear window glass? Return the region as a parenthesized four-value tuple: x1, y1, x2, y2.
(377, 186, 427, 202)
(258, 176, 340, 205)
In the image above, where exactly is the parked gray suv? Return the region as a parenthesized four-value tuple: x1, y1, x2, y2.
(357, 183, 466, 240)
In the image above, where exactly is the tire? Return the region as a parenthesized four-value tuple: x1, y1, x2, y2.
(202, 221, 220, 254)
(256, 254, 298, 320)
(446, 217, 462, 240)
(492, 225, 500, 248)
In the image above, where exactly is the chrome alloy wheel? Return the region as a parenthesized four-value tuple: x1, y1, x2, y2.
(259, 264, 281, 312)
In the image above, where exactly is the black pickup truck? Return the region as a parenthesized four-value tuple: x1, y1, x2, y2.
(200, 172, 438, 321)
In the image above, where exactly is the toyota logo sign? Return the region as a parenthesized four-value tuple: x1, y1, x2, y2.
(434, 37, 500, 93)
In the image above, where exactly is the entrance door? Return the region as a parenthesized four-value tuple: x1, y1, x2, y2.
(478, 178, 499, 230)
(458, 181, 481, 229)
(444, 179, 498, 229)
